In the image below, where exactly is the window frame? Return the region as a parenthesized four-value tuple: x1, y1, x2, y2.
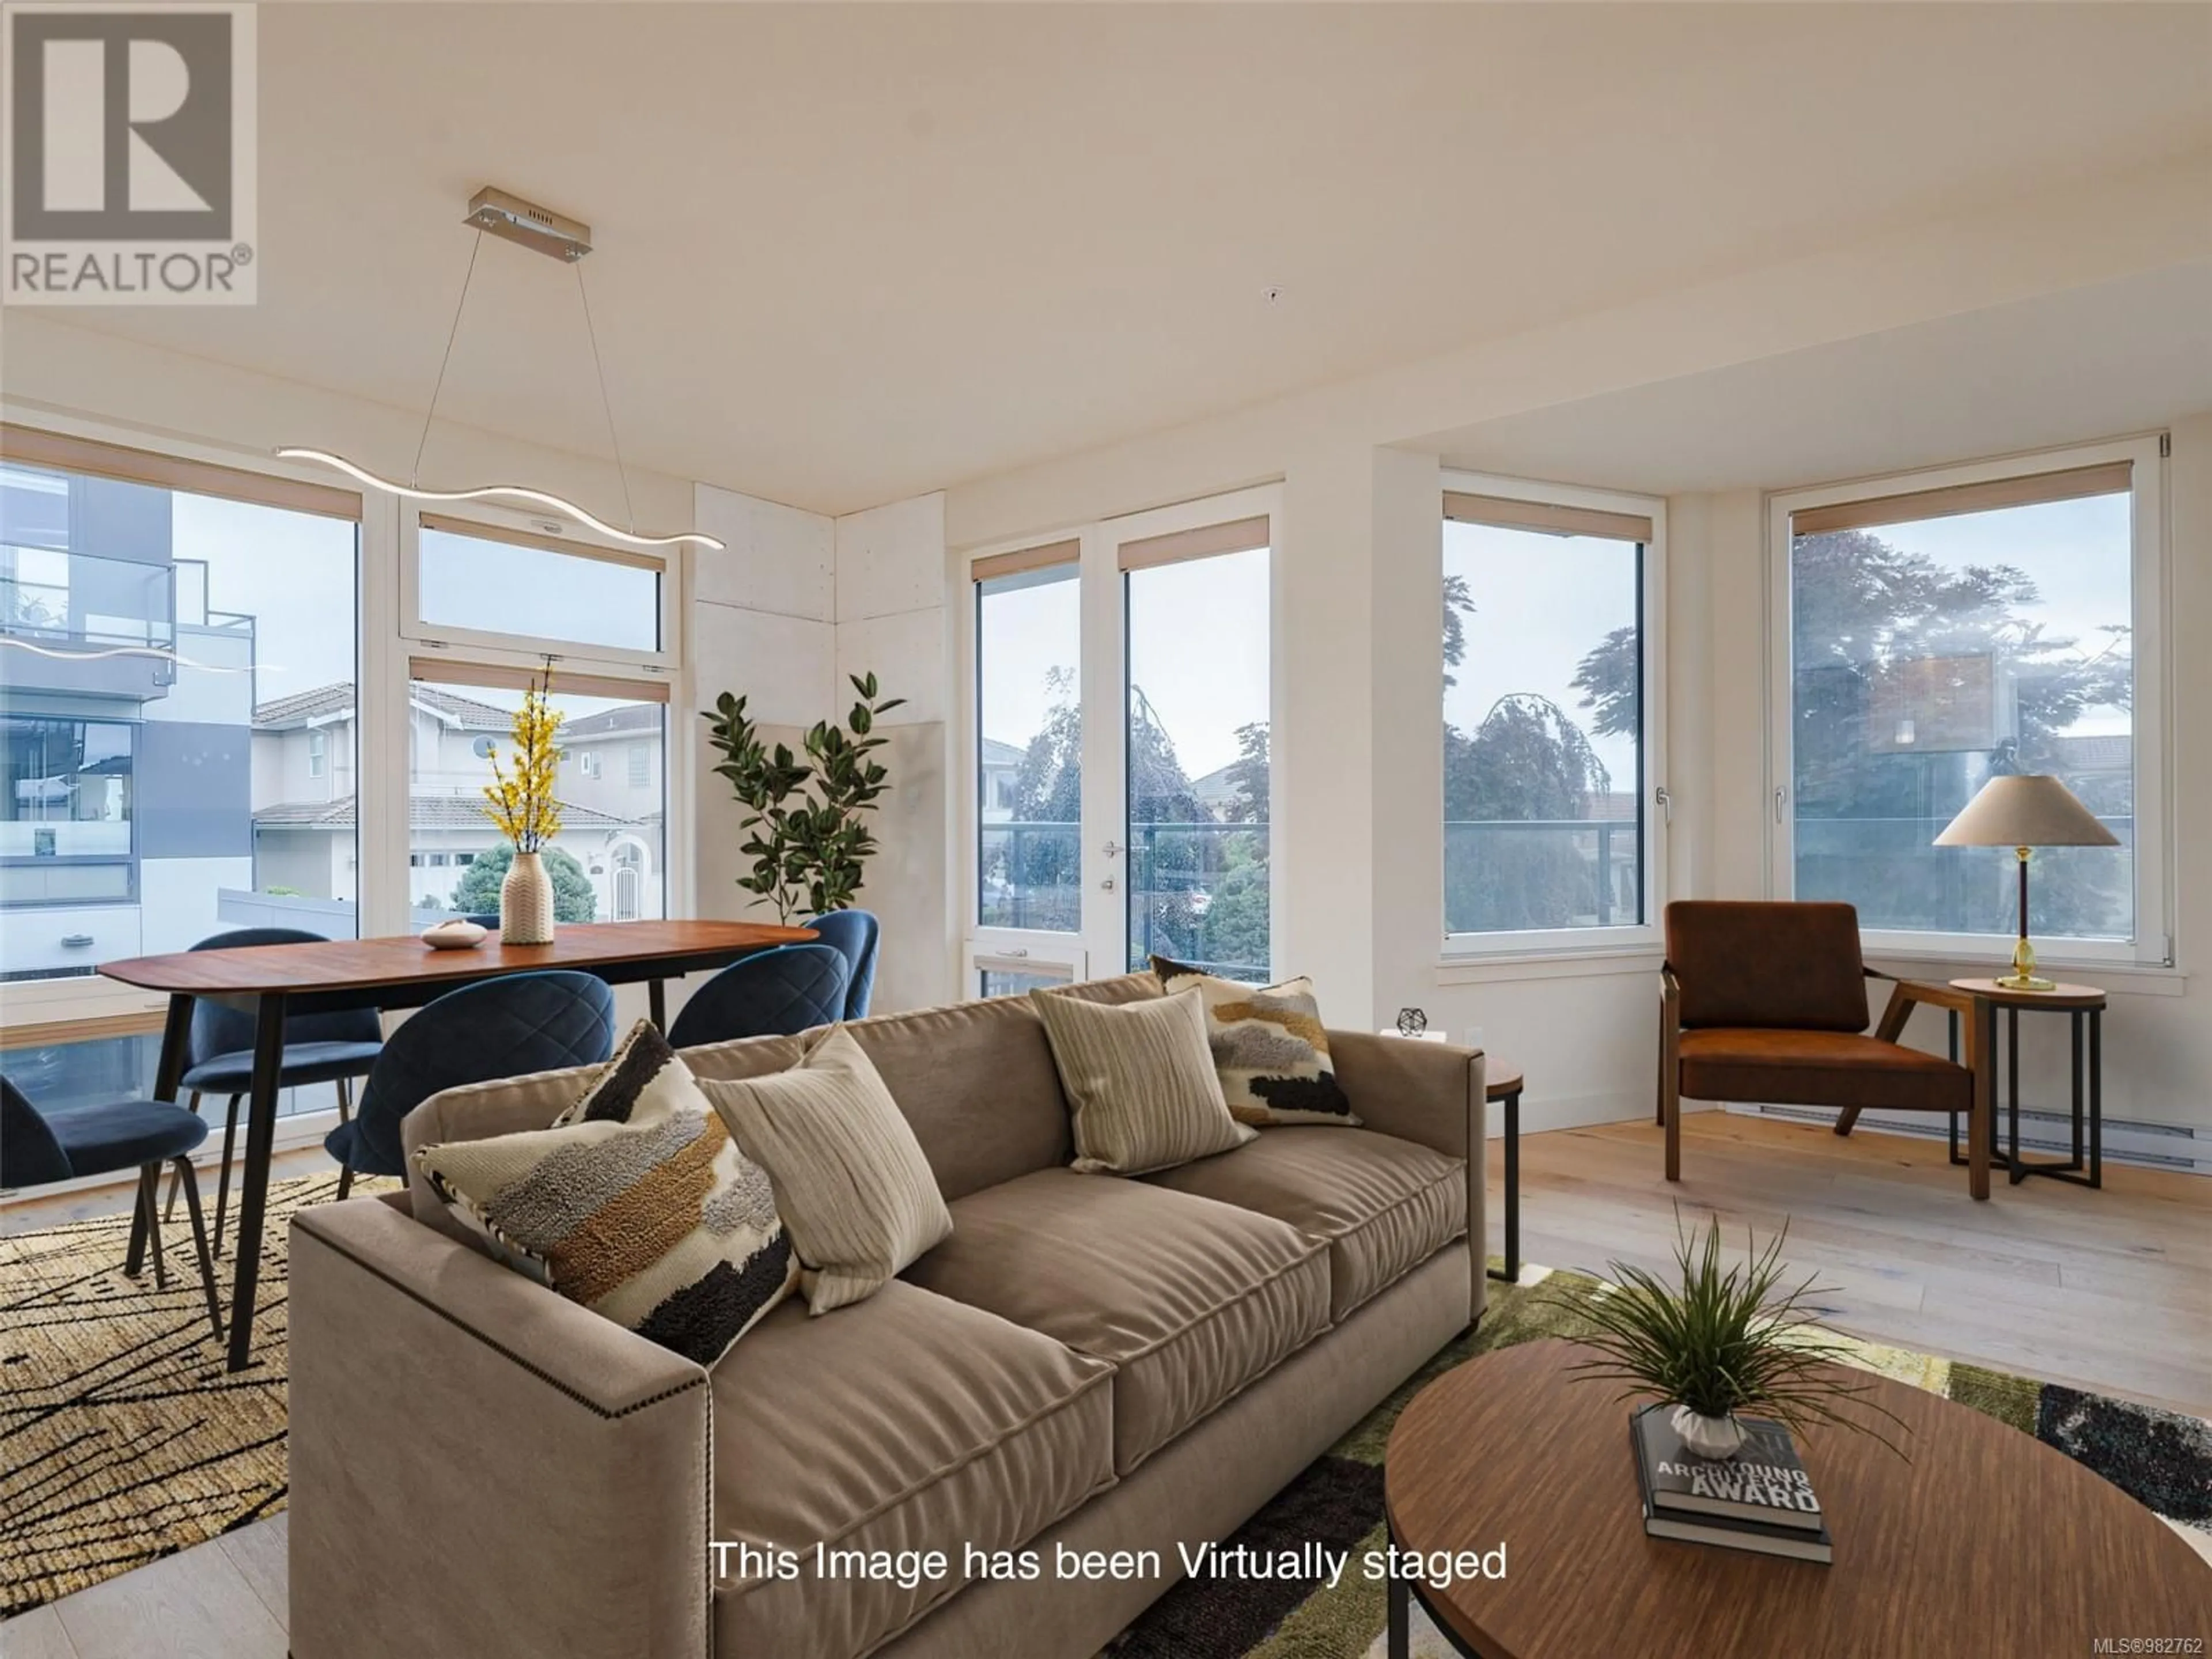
(0, 411, 380, 1041)
(956, 482, 1285, 995)
(400, 504, 679, 672)
(1438, 471, 1669, 961)
(1765, 434, 2169, 969)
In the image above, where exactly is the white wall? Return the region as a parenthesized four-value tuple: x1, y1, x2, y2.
(934, 151, 2212, 1137)
(690, 482, 952, 1012)
(834, 493, 954, 1013)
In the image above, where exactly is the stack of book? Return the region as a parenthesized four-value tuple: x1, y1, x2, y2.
(1630, 1404, 1833, 1563)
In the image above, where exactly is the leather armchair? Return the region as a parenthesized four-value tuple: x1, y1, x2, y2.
(1657, 901, 1995, 1199)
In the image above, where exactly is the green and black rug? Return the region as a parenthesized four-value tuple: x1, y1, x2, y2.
(1112, 1264, 2212, 1659)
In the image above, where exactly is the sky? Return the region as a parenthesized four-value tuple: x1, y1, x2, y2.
(1445, 522, 1642, 790)
(979, 547, 1271, 783)
(1830, 492, 2134, 736)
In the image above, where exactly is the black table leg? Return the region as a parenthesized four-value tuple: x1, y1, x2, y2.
(1948, 1009, 1961, 1165)
(2006, 1007, 2025, 1184)
(1388, 1558, 1411, 1659)
(2070, 1010, 2086, 1170)
(1487, 1091, 1521, 1284)
(225, 991, 287, 1373)
(649, 978, 666, 1032)
(2089, 1010, 2102, 1189)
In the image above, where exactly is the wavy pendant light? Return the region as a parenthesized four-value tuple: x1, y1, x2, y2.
(279, 186, 725, 553)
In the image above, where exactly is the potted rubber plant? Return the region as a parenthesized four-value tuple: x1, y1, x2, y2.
(1561, 1213, 1907, 1460)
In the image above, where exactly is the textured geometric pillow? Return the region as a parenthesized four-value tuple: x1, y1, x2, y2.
(1031, 983, 1257, 1175)
(412, 1019, 796, 1365)
(1151, 956, 1360, 1128)
(700, 1025, 953, 1315)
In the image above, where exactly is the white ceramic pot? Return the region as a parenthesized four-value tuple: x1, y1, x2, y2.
(1671, 1404, 1747, 1460)
(499, 850, 556, 944)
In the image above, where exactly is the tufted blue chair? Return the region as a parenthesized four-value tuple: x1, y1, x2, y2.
(3, 1075, 224, 1340)
(172, 927, 385, 1255)
(668, 944, 851, 1050)
(803, 909, 880, 1020)
(325, 971, 617, 1200)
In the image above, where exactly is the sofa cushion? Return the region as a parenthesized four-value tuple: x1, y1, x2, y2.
(901, 1169, 1329, 1474)
(702, 1027, 952, 1315)
(710, 1281, 1113, 1659)
(1143, 1127, 1465, 1320)
(1030, 985, 1256, 1175)
(1152, 957, 1361, 1128)
(1678, 1027, 1970, 1112)
(410, 1022, 796, 1366)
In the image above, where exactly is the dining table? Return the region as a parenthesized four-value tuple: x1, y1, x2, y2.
(99, 918, 817, 1371)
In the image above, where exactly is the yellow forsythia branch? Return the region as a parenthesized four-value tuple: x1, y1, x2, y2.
(478, 664, 565, 851)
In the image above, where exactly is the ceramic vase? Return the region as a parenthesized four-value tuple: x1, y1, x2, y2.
(499, 850, 556, 944)
(1670, 1403, 1746, 1459)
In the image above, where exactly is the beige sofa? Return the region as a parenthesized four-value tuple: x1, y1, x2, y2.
(287, 973, 1486, 1659)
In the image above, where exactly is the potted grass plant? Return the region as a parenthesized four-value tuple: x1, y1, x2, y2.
(1560, 1213, 1908, 1460)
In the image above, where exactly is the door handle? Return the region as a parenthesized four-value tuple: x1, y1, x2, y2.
(1100, 878, 1116, 892)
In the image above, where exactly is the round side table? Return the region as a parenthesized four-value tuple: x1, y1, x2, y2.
(1947, 979, 2106, 1189)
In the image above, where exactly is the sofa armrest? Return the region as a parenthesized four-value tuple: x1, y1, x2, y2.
(1327, 1031, 1487, 1323)
(289, 1198, 712, 1659)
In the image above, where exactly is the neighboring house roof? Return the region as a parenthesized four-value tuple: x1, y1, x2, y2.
(562, 703, 663, 738)
(979, 737, 1027, 768)
(255, 683, 514, 732)
(254, 794, 641, 831)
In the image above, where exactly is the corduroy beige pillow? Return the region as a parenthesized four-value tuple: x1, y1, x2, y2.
(1031, 984, 1257, 1176)
(702, 1025, 952, 1315)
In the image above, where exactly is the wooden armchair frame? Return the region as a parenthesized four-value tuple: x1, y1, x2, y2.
(1660, 965, 1995, 1200)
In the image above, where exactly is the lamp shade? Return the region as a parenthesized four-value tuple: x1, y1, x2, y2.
(1933, 775, 2119, 849)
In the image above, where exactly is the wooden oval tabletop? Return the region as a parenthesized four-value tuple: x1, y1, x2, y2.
(1483, 1063, 1524, 1101)
(1949, 976, 2108, 1010)
(1384, 1339, 2212, 1659)
(98, 919, 816, 996)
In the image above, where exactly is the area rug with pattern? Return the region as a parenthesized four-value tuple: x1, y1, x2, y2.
(0, 1172, 393, 1617)
(4, 1209, 2208, 1632)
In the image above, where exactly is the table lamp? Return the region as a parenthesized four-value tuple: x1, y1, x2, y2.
(1933, 774, 2118, 990)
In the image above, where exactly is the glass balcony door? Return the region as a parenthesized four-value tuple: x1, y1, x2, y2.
(966, 487, 1277, 997)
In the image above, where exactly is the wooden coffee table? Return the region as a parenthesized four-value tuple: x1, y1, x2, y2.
(1384, 1339, 2212, 1657)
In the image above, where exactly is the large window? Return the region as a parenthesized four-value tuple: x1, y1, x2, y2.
(1122, 523, 1270, 978)
(408, 665, 668, 925)
(1, 435, 360, 982)
(1775, 442, 2161, 959)
(965, 488, 1278, 994)
(975, 546, 1082, 934)
(1441, 483, 1660, 950)
(411, 514, 669, 662)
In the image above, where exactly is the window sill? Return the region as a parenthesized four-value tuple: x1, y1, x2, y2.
(1435, 944, 1664, 985)
(1866, 951, 2188, 998)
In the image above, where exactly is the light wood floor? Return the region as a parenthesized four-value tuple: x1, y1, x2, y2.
(2, 1114, 2205, 1656)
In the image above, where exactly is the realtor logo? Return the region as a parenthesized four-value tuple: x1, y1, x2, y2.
(2, 2, 256, 303)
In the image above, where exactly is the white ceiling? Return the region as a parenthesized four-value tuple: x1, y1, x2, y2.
(1427, 263, 2212, 497)
(28, 3, 2212, 514)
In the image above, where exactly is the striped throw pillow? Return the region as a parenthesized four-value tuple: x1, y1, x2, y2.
(412, 1019, 796, 1365)
(1031, 984, 1257, 1175)
(1152, 956, 1360, 1128)
(701, 1026, 953, 1315)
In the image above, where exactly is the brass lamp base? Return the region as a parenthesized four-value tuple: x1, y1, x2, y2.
(1995, 930, 2055, 993)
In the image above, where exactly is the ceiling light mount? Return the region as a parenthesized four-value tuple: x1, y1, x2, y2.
(465, 186, 592, 263)
(279, 186, 725, 552)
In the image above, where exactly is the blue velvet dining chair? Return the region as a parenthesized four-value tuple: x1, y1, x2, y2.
(667, 944, 851, 1049)
(3, 1076, 224, 1341)
(169, 927, 386, 1255)
(804, 908, 880, 1020)
(326, 970, 618, 1200)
